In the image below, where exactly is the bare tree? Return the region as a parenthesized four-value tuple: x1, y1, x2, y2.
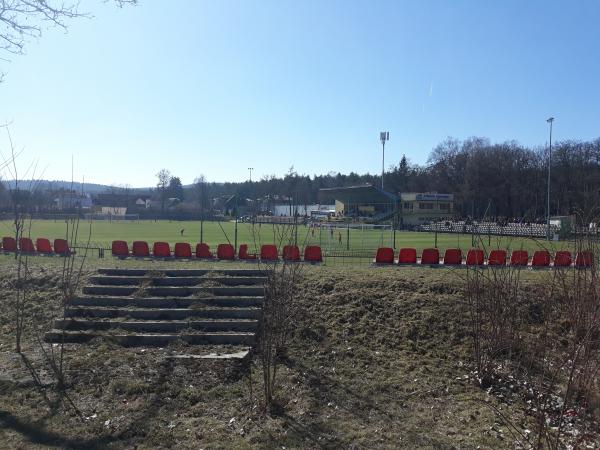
(532, 213, 600, 449)
(156, 168, 170, 211)
(0, 124, 44, 351)
(194, 175, 211, 215)
(464, 259, 523, 382)
(0, 0, 137, 78)
(258, 261, 303, 409)
(464, 225, 600, 449)
(250, 221, 306, 410)
(47, 215, 92, 390)
(122, 182, 132, 207)
(0, 127, 92, 416)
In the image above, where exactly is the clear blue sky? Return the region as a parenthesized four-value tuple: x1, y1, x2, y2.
(1, 0, 599, 187)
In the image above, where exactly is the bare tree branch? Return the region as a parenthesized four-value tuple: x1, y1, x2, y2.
(0, 0, 137, 76)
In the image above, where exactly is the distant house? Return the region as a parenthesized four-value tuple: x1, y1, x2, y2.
(54, 192, 93, 210)
(135, 197, 151, 208)
(215, 194, 250, 216)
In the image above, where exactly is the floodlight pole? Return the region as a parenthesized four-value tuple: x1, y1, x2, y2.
(199, 180, 205, 244)
(546, 117, 554, 241)
(248, 167, 253, 182)
(380, 131, 389, 190)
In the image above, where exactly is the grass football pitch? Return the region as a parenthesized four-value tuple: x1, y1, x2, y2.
(0, 219, 571, 256)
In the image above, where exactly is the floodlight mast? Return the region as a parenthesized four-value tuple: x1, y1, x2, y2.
(248, 167, 254, 182)
(380, 131, 389, 190)
(546, 117, 554, 240)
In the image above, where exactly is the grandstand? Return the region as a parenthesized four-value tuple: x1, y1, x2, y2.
(318, 184, 399, 223)
(419, 220, 560, 238)
(319, 185, 457, 227)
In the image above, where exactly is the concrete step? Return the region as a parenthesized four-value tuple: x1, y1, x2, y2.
(98, 268, 269, 277)
(53, 268, 265, 348)
(44, 330, 256, 346)
(82, 285, 264, 297)
(164, 349, 251, 360)
(66, 306, 261, 320)
(70, 295, 263, 308)
(54, 318, 259, 333)
(89, 275, 267, 287)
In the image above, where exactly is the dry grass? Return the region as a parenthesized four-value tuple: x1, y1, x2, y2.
(0, 262, 598, 449)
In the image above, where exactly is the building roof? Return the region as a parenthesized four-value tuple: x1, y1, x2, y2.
(319, 184, 399, 203)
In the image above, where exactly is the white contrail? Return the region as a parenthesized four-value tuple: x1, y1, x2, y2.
(429, 82, 434, 97)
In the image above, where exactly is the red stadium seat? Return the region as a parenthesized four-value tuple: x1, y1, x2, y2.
(2, 237, 17, 252)
(553, 250, 572, 267)
(375, 247, 394, 264)
(174, 242, 192, 258)
(54, 239, 71, 256)
(153, 242, 171, 257)
(19, 237, 35, 253)
(488, 250, 507, 266)
(196, 243, 213, 259)
(283, 245, 301, 261)
(531, 250, 551, 267)
(575, 251, 593, 268)
(132, 241, 150, 257)
(217, 243, 235, 260)
(510, 250, 529, 266)
(304, 245, 323, 263)
(466, 249, 484, 266)
(260, 244, 279, 261)
(36, 238, 53, 254)
(239, 244, 257, 260)
(398, 248, 417, 264)
(420, 248, 440, 265)
(443, 248, 462, 265)
(111, 240, 129, 257)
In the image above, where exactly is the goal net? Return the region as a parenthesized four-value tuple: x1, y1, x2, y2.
(84, 213, 140, 222)
(303, 222, 394, 252)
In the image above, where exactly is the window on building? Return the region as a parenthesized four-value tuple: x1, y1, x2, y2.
(439, 203, 450, 210)
(404, 202, 411, 209)
(419, 202, 434, 210)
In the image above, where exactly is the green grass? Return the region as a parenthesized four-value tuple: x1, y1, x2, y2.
(0, 219, 573, 256)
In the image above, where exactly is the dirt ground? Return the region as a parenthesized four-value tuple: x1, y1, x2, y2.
(0, 260, 598, 449)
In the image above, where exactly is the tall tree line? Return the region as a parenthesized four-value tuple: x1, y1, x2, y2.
(191, 137, 600, 220)
(424, 137, 600, 219)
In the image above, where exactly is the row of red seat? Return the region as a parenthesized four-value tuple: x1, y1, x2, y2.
(111, 241, 323, 263)
(1, 236, 72, 255)
(374, 247, 594, 268)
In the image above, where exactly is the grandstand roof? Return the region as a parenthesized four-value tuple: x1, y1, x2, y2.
(319, 184, 399, 203)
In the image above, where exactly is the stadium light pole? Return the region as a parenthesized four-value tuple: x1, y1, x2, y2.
(380, 131, 389, 190)
(199, 179, 205, 244)
(546, 117, 554, 241)
(248, 167, 253, 182)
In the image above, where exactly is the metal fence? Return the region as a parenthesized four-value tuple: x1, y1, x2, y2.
(4, 217, 596, 265)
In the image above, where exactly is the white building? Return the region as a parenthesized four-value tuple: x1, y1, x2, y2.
(273, 204, 335, 217)
(135, 198, 152, 208)
(101, 206, 127, 215)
